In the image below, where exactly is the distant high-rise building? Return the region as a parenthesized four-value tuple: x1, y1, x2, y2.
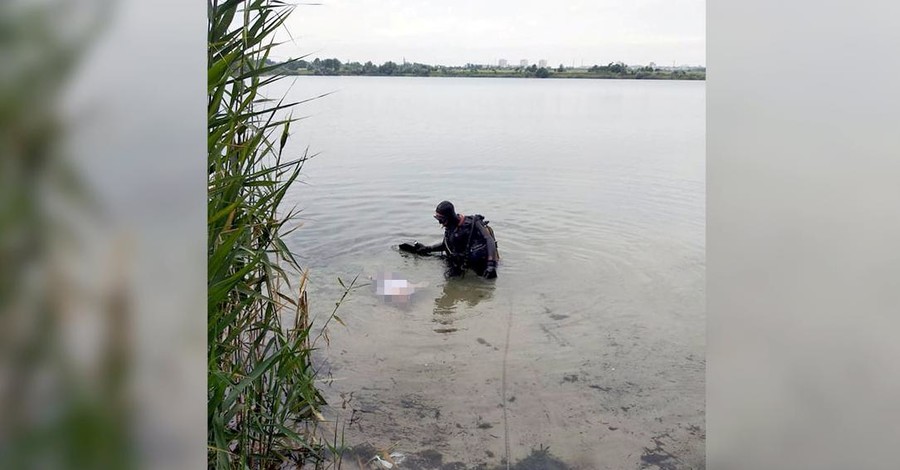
(520, 59, 528, 67)
(538, 59, 547, 68)
(499, 59, 508, 68)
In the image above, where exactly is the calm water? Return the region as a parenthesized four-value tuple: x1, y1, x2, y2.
(270, 76, 705, 469)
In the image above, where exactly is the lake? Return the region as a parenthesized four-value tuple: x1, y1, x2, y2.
(269, 76, 705, 469)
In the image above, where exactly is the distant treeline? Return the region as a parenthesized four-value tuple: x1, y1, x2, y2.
(267, 58, 706, 80)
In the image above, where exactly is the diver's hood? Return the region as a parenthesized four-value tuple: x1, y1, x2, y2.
(436, 200, 458, 228)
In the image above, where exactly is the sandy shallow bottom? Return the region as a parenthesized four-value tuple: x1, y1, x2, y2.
(307, 251, 705, 470)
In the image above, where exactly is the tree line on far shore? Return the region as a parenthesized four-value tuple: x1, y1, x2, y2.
(267, 58, 706, 80)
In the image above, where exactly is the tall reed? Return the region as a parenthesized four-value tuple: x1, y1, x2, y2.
(208, 1, 339, 467)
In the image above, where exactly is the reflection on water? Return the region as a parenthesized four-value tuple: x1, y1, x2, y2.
(432, 277, 496, 323)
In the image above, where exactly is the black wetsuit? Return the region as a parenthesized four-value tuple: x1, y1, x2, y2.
(423, 214, 498, 276)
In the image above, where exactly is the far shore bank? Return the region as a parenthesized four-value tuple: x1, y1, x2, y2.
(278, 70, 705, 81)
(266, 59, 705, 81)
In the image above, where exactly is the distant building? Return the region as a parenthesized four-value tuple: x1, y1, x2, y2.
(498, 59, 508, 68)
(538, 59, 547, 68)
(520, 59, 528, 67)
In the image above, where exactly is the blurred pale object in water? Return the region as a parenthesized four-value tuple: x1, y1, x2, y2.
(372, 271, 428, 304)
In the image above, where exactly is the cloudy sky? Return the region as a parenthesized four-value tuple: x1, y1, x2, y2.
(275, 0, 705, 67)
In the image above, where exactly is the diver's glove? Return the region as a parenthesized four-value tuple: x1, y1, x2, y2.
(414, 242, 431, 255)
(484, 260, 498, 279)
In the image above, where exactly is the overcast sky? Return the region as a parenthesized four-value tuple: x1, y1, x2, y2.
(274, 0, 705, 67)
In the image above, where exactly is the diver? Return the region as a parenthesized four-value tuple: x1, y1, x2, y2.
(413, 200, 499, 279)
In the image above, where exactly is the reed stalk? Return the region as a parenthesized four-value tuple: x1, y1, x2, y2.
(208, 1, 342, 467)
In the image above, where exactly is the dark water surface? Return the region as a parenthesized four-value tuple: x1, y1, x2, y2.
(269, 76, 705, 469)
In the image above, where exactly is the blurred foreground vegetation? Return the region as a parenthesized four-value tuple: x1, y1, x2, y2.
(1, 0, 137, 469)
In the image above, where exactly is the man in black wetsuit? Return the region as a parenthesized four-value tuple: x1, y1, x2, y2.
(415, 201, 499, 279)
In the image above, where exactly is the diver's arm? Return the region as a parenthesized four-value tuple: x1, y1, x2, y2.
(418, 240, 445, 254)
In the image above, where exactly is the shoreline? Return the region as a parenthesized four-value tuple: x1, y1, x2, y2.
(273, 71, 705, 81)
